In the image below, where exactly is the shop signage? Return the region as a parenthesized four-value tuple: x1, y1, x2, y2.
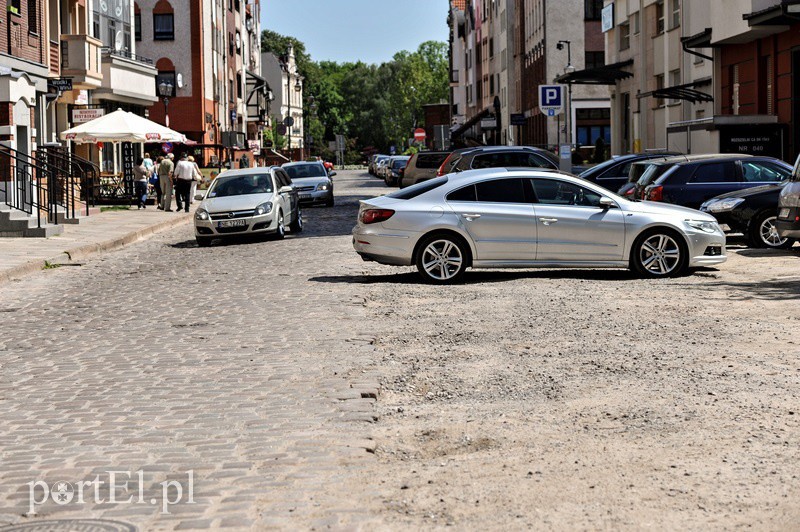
(71, 108, 104, 124)
(145, 133, 161, 140)
(121, 142, 136, 197)
(248, 140, 261, 155)
(47, 78, 73, 93)
(480, 117, 498, 129)
(601, 4, 615, 32)
(65, 133, 77, 140)
(510, 113, 526, 126)
(719, 126, 784, 159)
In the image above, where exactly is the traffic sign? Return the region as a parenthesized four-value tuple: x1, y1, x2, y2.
(413, 128, 426, 143)
(276, 124, 287, 136)
(539, 85, 565, 116)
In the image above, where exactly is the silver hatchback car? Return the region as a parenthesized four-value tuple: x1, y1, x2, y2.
(352, 169, 727, 283)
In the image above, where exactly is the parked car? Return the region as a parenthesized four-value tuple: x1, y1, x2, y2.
(444, 146, 559, 175)
(282, 161, 335, 207)
(436, 147, 476, 177)
(194, 167, 302, 246)
(579, 152, 680, 192)
(352, 168, 726, 283)
(617, 160, 667, 198)
(777, 154, 800, 241)
(641, 155, 792, 209)
(384, 156, 411, 187)
(369, 155, 390, 176)
(375, 158, 391, 180)
(400, 151, 451, 188)
(700, 182, 795, 249)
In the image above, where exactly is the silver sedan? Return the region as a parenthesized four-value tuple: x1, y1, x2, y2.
(352, 169, 727, 283)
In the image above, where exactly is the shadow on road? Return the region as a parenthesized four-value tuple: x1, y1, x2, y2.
(732, 247, 799, 259)
(693, 277, 800, 301)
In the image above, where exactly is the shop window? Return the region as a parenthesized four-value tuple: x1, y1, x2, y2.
(153, 13, 174, 40)
(619, 22, 630, 51)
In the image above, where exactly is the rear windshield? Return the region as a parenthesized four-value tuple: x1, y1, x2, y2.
(392, 159, 409, 169)
(416, 153, 450, 169)
(386, 177, 449, 200)
(637, 164, 673, 186)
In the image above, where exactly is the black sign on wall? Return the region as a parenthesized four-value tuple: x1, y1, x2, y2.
(719, 125, 785, 160)
(121, 142, 136, 197)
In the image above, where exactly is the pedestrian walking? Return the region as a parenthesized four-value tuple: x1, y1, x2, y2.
(187, 156, 202, 204)
(151, 156, 163, 206)
(133, 158, 149, 209)
(173, 153, 196, 213)
(158, 153, 175, 211)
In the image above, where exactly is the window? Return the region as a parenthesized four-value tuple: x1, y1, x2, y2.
(447, 185, 477, 202)
(236, 72, 242, 99)
(688, 162, 738, 183)
(475, 178, 528, 203)
(656, 1, 665, 34)
(153, 13, 174, 40)
(387, 177, 449, 200)
(668, 69, 681, 105)
(27, 0, 37, 33)
(740, 162, 790, 183)
(8, 0, 20, 16)
(585, 51, 605, 70)
(471, 152, 554, 170)
(531, 179, 603, 207)
(619, 22, 630, 51)
(489, 38, 494, 57)
(584, 0, 603, 20)
(670, 0, 680, 29)
(134, 13, 141, 41)
(633, 11, 640, 34)
(655, 74, 665, 107)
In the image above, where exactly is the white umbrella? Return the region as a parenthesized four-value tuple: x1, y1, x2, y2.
(60, 109, 187, 144)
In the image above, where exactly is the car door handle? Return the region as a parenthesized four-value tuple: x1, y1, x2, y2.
(540, 217, 558, 225)
(462, 213, 481, 220)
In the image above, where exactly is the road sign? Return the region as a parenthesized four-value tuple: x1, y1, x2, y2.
(539, 85, 565, 116)
(276, 124, 287, 136)
(335, 134, 346, 152)
(413, 128, 426, 143)
(283, 116, 295, 127)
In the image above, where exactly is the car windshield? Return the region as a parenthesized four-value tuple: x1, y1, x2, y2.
(208, 174, 273, 198)
(392, 159, 409, 169)
(284, 164, 327, 179)
(793, 154, 800, 181)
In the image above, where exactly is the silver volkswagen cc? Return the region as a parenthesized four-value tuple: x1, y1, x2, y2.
(352, 169, 727, 283)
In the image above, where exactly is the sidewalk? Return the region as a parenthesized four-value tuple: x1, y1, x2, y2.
(0, 207, 192, 284)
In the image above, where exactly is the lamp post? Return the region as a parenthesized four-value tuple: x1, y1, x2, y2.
(556, 40, 574, 148)
(157, 79, 173, 128)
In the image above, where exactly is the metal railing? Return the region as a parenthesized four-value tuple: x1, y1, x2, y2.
(100, 47, 154, 65)
(0, 146, 58, 228)
(36, 145, 98, 218)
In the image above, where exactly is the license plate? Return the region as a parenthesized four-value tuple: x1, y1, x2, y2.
(779, 208, 790, 219)
(218, 219, 246, 228)
(299, 194, 312, 200)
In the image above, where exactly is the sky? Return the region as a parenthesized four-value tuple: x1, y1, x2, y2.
(261, 0, 450, 65)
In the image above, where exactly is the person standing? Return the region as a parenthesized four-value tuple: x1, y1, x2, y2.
(158, 153, 175, 211)
(151, 156, 163, 206)
(187, 156, 202, 204)
(173, 153, 195, 213)
(133, 158, 149, 209)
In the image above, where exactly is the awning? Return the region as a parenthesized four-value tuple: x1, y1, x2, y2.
(450, 107, 491, 139)
(681, 28, 713, 49)
(744, 0, 800, 26)
(554, 59, 634, 85)
(638, 79, 713, 104)
(60, 108, 188, 144)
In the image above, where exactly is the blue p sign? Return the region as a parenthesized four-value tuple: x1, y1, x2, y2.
(538, 85, 564, 115)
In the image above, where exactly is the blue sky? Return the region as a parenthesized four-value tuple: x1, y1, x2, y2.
(261, 0, 450, 65)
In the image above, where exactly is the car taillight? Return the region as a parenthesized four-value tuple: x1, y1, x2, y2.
(647, 185, 663, 202)
(437, 154, 453, 176)
(360, 209, 395, 224)
(399, 167, 405, 176)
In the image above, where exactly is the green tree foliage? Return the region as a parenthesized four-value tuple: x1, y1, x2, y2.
(262, 31, 448, 159)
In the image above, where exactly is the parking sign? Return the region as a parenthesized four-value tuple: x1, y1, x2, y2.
(539, 85, 565, 116)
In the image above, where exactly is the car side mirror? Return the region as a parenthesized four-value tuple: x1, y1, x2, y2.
(599, 197, 616, 209)
(194, 193, 205, 201)
(279, 186, 293, 194)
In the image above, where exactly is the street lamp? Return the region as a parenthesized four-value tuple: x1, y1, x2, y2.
(157, 79, 173, 127)
(556, 40, 573, 148)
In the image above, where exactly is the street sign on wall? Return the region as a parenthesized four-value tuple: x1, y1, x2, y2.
(71, 109, 104, 124)
(510, 113, 526, 126)
(121, 142, 136, 197)
(538, 85, 565, 116)
(601, 4, 615, 32)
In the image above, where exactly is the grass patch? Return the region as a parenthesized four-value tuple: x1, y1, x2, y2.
(42, 261, 62, 270)
(100, 205, 130, 212)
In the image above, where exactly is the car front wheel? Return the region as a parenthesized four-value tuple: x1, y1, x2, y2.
(273, 210, 285, 240)
(631, 230, 688, 278)
(415, 234, 469, 284)
(289, 208, 303, 233)
(747, 212, 795, 249)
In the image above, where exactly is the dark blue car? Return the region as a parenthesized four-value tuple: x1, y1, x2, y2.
(642, 155, 793, 210)
(578, 152, 680, 192)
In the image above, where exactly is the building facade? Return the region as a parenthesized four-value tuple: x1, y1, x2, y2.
(261, 47, 304, 157)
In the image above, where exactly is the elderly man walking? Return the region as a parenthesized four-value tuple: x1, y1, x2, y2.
(158, 153, 175, 211)
(173, 153, 196, 213)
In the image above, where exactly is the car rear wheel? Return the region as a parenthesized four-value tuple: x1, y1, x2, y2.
(289, 208, 303, 233)
(747, 212, 795, 249)
(631, 230, 688, 278)
(415, 234, 469, 284)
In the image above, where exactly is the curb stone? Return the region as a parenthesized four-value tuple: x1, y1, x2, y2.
(0, 213, 192, 285)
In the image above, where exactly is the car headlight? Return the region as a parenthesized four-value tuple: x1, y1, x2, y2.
(685, 219, 719, 233)
(255, 202, 273, 216)
(705, 198, 744, 213)
(195, 209, 209, 221)
(316, 183, 330, 191)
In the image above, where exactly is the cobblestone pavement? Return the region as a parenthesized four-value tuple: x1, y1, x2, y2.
(0, 171, 390, 530)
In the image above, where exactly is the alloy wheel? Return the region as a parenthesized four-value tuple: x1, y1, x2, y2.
(639, 234, 681, 275)
(421, 239, 463, 281)
(759, 215, 787, 247)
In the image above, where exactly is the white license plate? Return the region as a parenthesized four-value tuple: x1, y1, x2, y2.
(779, 208, 790, 219)
(299, 194, 312, 200)
(218, 219, 246, 228)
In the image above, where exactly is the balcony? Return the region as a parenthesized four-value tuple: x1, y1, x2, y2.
(93, 48, 158, 107)
(60, 34, 103, 89)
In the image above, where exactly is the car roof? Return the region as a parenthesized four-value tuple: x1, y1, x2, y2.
(282, 161, 324, 167)
(462, 145, 550, 154)
(449, 167, 583, 182)
(214, 167, 274, 178)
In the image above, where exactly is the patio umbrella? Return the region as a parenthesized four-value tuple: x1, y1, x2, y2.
(60, 109, 187, 144)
